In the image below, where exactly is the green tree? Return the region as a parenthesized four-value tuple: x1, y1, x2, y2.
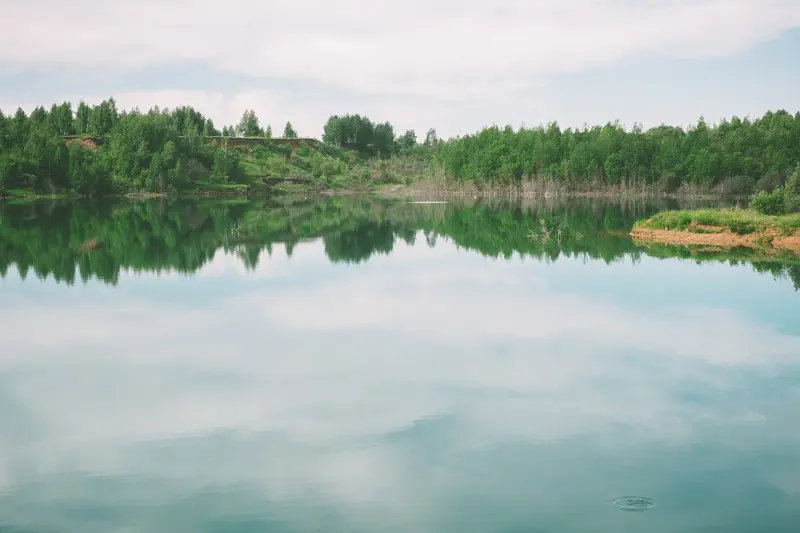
(88, 98, 119, 136)
(237, 110, 263, 137)
(74, 101, 91, 135)
(372, 122, 395, 158)
(0, 154, 11, 196)
(323, 115, 344, 146)
(211, 148, 242, 183)
(397, 129, 417, 152)
(203, 118, 219, 136)
(283, 121, 297, 138)
(751, 189, 786, 215)
(423, 128, 439, 146)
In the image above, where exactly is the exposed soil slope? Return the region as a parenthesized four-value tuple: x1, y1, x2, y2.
(631, 225, 800, 251)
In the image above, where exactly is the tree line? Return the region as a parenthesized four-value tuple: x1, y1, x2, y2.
(322, 114, 440, 158)
(433, 111, 800, 195)
(2, 98, 800, 198)
(220, 109, 297, 139)
(0, 100, 436, 197)
(0, 99, 248, 196)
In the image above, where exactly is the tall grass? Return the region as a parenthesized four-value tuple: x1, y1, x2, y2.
(634, 208, 800, 235)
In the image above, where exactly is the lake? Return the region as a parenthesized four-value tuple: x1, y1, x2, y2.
(1, 196, 799, 533)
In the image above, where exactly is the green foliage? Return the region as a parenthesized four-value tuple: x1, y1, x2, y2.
(0, 99, 260, 195)
(274, 144, 293, 158)
(424, 128, 439, 146)
(636, 208, 800, 234)
(203, 118, 219, 136)
(67, 141, 110, 197)
(309, 152, 346, 179)
(322, 114, 395, 157)
(750, 189, 786, 215)
(4, 100, 800, 198)
(237, 110, 263, 137)
(211, 149, 243, 184)
(397, 129, 417, 152)
(283, 121, 297, 138)
(435, 111, 800, 190)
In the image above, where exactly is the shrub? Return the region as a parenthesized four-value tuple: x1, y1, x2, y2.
(275, 144, 293, 158)
(729, 222, 757, 235)
(750, 188, 785, 215)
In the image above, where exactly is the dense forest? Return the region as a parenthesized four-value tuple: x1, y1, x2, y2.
(0, 99, 223, 196)
(1, 197, 797, 289)
(434, 111, 800, 195)
(0, 100, 431, 197)
(1, 99, 799, 197)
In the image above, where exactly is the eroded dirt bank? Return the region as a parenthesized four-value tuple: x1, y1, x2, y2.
(631, 223, 800, 252)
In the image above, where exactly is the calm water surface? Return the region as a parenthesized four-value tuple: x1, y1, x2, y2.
(1, 197, 799, 532)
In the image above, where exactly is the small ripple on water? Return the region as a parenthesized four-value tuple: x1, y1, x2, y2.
(613, 496, 656, 511)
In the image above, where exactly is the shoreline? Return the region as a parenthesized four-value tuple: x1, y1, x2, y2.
(1, 183, 749, 201)
(630, 227, 800, 252)
(630, 209, 800, 253)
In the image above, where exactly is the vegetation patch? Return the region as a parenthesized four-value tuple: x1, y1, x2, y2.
(686, 222, 726, 234)
(631, 208, 800, 251)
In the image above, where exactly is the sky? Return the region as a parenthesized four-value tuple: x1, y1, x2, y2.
(1, 0, 800, 139)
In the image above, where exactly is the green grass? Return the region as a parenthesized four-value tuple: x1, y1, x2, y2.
(7, 188, 37, 197)
(634, 208, 800, 235)
(183, 181, 250, 193)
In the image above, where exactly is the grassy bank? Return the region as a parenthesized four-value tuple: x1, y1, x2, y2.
(631, 208, 800, 251)
(634, 209, 800, 234)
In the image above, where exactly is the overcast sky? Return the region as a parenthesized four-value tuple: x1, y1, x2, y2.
(1, 0, 799, 138)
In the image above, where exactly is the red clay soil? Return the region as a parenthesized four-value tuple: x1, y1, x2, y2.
(64, 137, 100, 149)
(630, 223, 800, 252)
(80, 239, 104, 251)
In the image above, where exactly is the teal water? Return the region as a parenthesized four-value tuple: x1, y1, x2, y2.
(1, 197, 799, 532)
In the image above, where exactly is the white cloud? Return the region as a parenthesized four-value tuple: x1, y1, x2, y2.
(1, 2, 799, 136)
(3, 1, 799, 99)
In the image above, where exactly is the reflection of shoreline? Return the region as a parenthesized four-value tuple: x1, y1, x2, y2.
(0, 196, 797, 289)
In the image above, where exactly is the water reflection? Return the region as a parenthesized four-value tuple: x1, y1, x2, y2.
(1, 197, 799, 532)
(3, 195, 795, 288)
